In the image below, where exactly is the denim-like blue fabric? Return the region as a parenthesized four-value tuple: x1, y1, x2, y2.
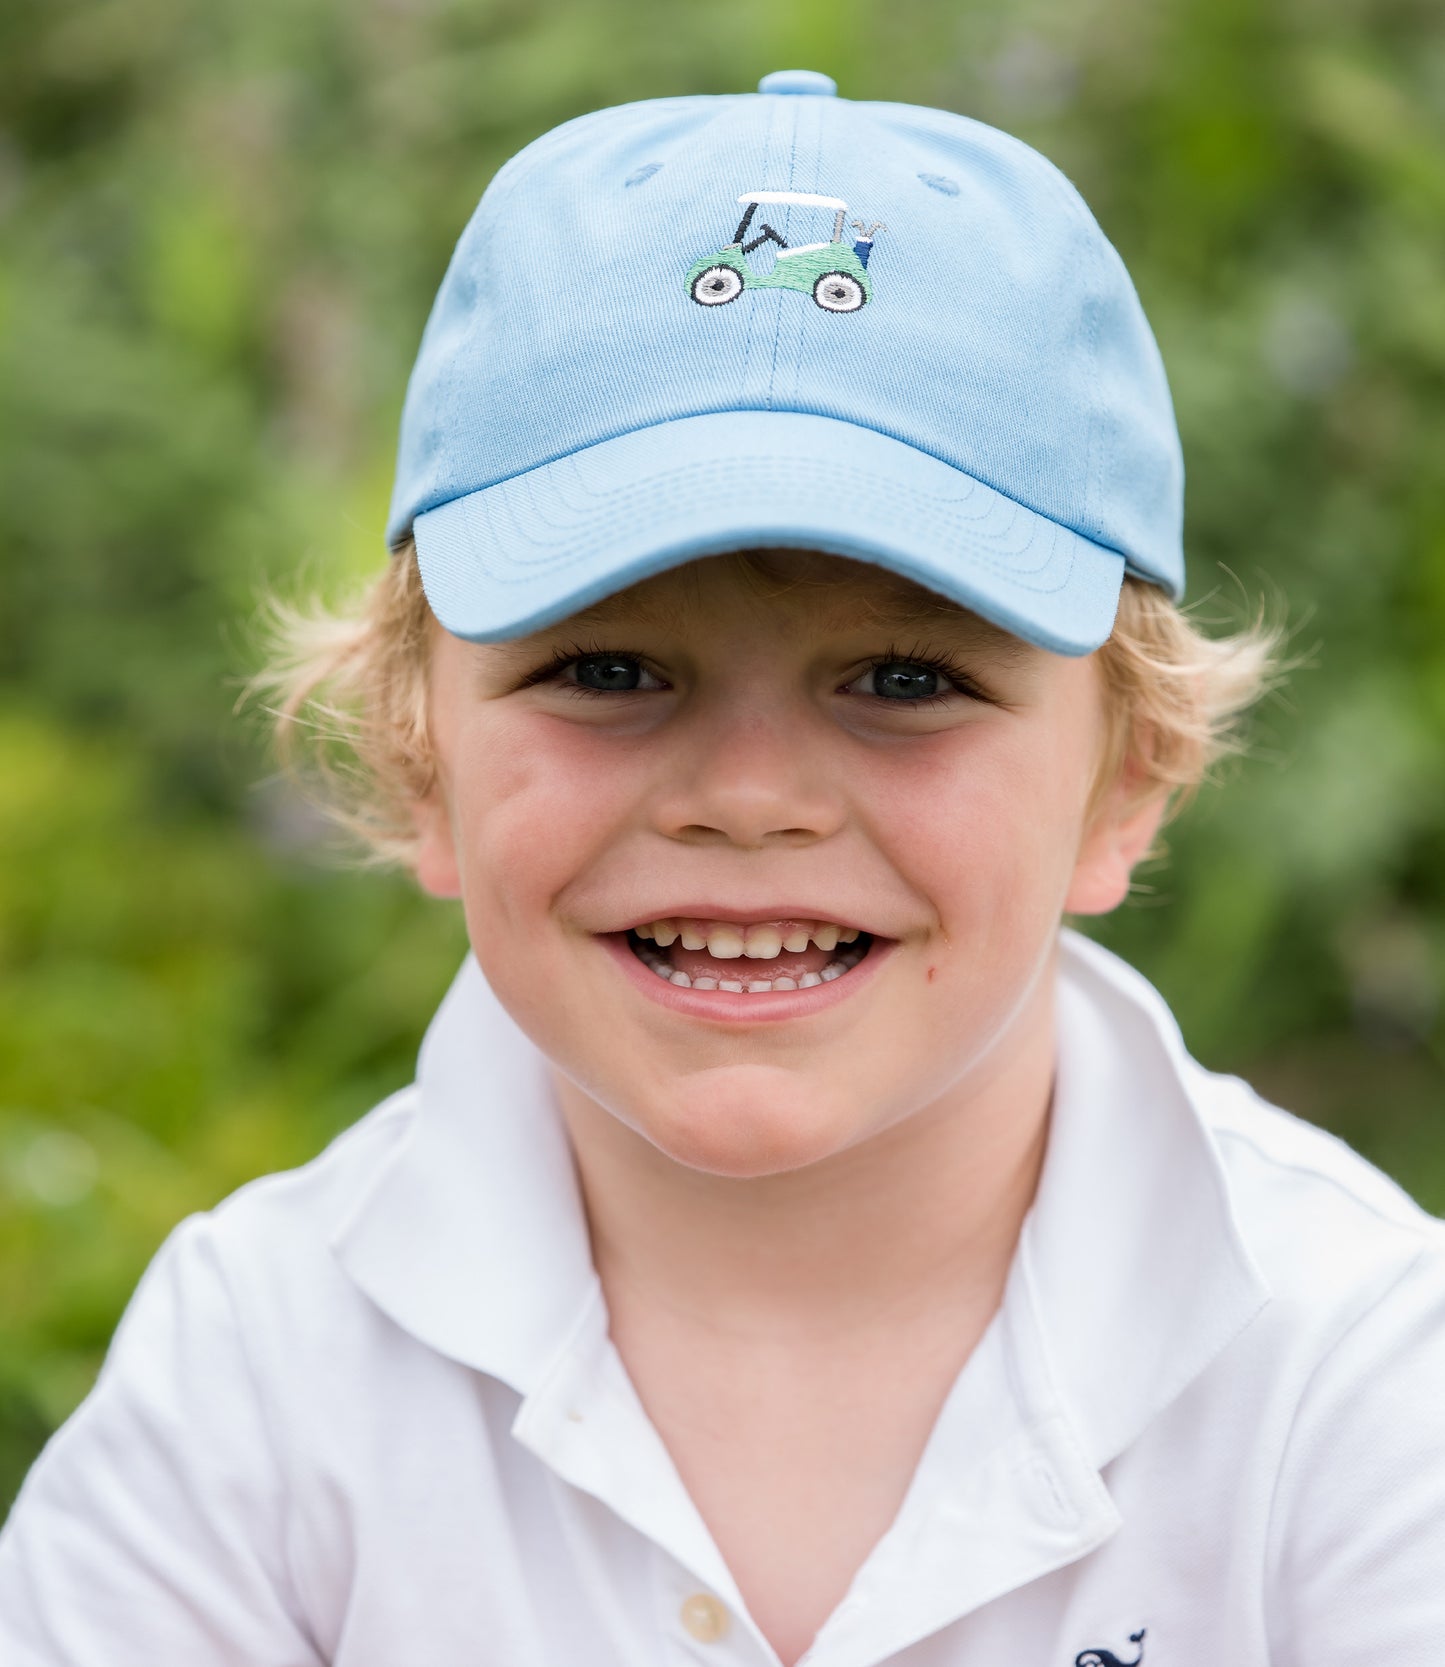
(387, 79, 1184, 653)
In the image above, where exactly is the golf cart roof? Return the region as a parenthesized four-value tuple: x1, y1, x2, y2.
(737, 191, 848, 210)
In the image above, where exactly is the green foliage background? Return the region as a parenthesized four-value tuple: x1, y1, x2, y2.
(2, 0, 1444, 1512)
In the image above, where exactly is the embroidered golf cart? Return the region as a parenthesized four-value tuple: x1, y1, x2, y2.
(686, 192, 885, 313)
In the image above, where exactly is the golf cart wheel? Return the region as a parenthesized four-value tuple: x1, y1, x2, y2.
(691, 266, 744, 306)
(813, 271, 865, 313)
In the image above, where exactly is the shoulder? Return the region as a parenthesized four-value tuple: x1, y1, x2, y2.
(1060, 935, 1445, 1651)
(1194, 1063, 1445, 1454)
(1062, 929, 1444, 1322)
(1211, 1080, 1445, 1656)
(1210, 1086, 1445, 1656)
(1194, 1062, 1442, 1286)
(0, 1099, 422, 1663)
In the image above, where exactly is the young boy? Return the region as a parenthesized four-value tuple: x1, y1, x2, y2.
(2, 69, 1442, 1667)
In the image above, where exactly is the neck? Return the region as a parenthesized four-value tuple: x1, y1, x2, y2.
(552, 970, 1057, 1349)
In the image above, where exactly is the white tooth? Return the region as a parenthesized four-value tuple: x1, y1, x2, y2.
(820, 962, 844, 981)
(747, 980, 774, 993)
(798, 972, 823, 988)
(771, 977, 798, 991)
(651, 962, 673, 980)
(837, 927, 859, 944)
(652, 920, 679, 947)
(782, 928, 811, 952)
(692, 977, 718, 990)
(680, 924, 707, 950)
(634, 923, 656, 941)
(669, 970, 692, 987)
(743, 925, 783, 959)
(719, 979, 745, 992)
(811, 924, 840, 952)
(705, 925, 745, 959)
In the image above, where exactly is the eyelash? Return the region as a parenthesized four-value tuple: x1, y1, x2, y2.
(864, 642, 992, 706)
(518, 641, 992, 705)
(516, 641, 657, 698)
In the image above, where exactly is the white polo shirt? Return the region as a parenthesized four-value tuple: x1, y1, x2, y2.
(2, 930, 1444, 1666)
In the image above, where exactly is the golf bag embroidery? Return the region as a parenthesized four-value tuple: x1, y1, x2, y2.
(686, 190, 885, 313)
(1075, 1627, 1146, 1667)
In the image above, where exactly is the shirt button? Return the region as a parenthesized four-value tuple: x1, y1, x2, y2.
(679, 1592, 730, 1643)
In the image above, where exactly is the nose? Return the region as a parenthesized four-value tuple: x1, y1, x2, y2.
(652, 703, 846, 849)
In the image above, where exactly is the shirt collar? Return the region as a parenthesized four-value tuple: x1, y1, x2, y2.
(330, 950, 598, 1395)
(1024, 929, 1271, 1469)
(330, 929, 1270, 1610)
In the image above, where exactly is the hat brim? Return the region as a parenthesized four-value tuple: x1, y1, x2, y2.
(410, 411, 1126, 657)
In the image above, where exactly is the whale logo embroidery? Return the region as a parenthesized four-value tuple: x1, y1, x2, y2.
(1075, 1627, 1146, 1667)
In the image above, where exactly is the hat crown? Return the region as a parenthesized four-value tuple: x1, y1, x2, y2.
(389, 78, 1184, 619)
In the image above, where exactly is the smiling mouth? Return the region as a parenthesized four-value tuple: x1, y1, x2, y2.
(625, 918, 875, 993)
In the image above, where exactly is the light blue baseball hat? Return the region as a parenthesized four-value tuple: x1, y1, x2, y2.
(387, 69, 1184, 656)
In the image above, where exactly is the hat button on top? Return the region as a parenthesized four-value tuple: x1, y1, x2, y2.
(756, 69, 837, 96)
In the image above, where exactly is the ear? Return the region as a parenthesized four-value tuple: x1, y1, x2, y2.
(411, 787, 463, 899)
(1064, 773, 1170, 917)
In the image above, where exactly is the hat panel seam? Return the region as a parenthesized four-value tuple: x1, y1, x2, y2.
(1019, 162, 1179, 573)
(740, 97, 789, 411)
(763, 99, 804, 413)
(773, 96, 820, 414)
(786, 93, 831, 407)
(1076, 210, 1109, 554)
(1008, 153, 1119, 554)
(419, 118, 588, 519)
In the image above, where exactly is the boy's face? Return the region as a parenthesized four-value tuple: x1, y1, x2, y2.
(414, 551, 1162, 1177)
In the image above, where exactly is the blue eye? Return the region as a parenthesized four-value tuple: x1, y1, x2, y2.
(867, 660, 943, 700)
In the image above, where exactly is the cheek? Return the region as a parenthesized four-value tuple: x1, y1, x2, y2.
(445, 716, 643, 915)
(861, 716, 1096, 928)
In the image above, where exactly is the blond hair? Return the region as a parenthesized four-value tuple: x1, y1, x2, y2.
(249, 538, 1282, 869)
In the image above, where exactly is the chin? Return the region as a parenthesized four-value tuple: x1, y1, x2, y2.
(632, 1071, 861, 1179)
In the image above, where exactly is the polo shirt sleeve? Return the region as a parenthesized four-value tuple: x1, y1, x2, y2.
(1264, 1241, 1445, 1665)
(0, 1214, 322, 1666)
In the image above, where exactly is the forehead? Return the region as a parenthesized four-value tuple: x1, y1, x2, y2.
(545, 549, 1025, 650)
